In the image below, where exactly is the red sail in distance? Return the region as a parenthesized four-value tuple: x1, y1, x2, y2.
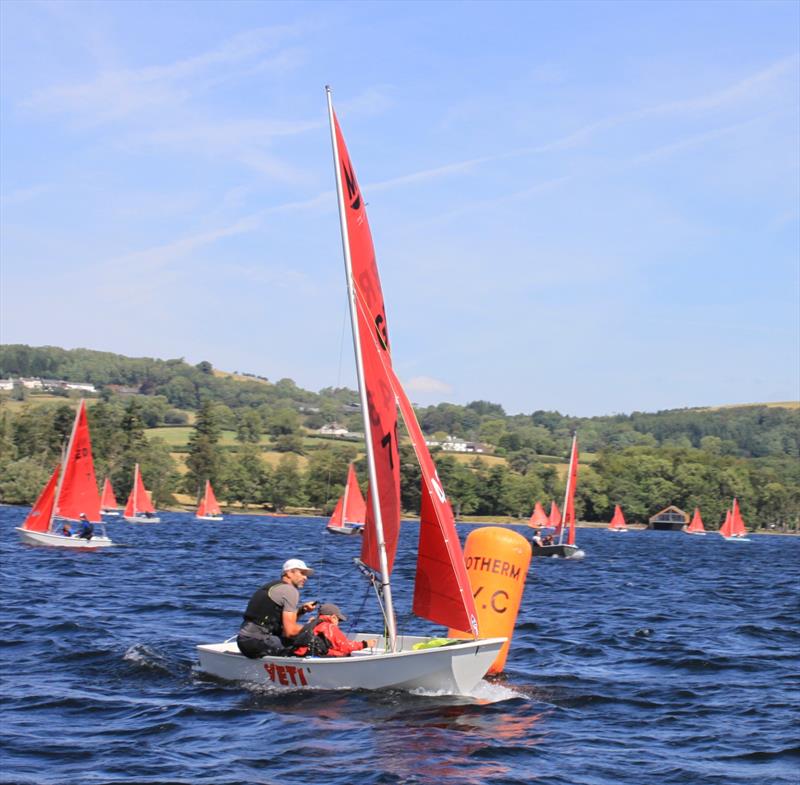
(687, 508, 705, 533)
(719, 509, 732, 537)
(197, 480, 221, 517)
(563, 435, 579, 546)
(331, 110, 401, 574)
(730, 498, 747, 537)
(22, 464, 60, 532)
(54, 400, 102, 522)
(549, 500, 562, 530)
(529, 502, 549, 528)
(328, 464, 366, 528)
(101, 477, 118, 509)
(385, 361, 480, 637)
(124, 463, 156, 516)
(608, 505, 627, 530)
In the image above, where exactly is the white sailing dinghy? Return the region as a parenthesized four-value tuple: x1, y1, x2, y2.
(197, 88, 505, 694)
(100, 477, 121, 517)
(326, 463, 366, 535)
(532, 434, 583, 558)
(15, 400, 114, 549)
(196, 479, 223, 521)
(684, 507, 707, 536)
(123, 463, 161, 523)
(608, 504, 628, 532)
(720, 498, 751, 542)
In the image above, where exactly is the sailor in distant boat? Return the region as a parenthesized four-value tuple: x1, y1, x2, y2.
(532, 529, 543, 547)
(78, 514, 94, 541)
(61, 523, 72, 537)
(294, 603, 376, 658)
(236, 559, 319, 658)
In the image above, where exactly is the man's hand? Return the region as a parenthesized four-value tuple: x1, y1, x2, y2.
(299, 601, 318, 615)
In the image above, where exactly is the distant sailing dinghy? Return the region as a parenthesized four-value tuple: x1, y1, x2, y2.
(720, 498, 751, 542)
(15, 400, 114, 549)
(528, 502, 549, 529)
(532, 434, 583, 559)
(197, 88, 505, 694)
(100, 477, 121, 517)
(196, 480, 223, 521)
(608, 504, 628, 532)
(123, 464, 161, 523)
(327, 464, 366, 535)
(684, 507, 706, 536)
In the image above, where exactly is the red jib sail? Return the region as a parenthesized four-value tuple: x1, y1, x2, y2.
(608, 504, 627, 530)
(197, 480, 221, 517)
(563, 435, 579, 546)
(328, 464, 366, 528)
(54, 400, 102, 522)
(22, 464, 60, 532)
(386, 362, 480, 637)
(124, 463, 156, 516)
(687, 507, 705, 533)
(101, 477, 118, 509)
(730, 498, 747, 537)
(528, 502, 549, 528)
(331, 109, 401, 574)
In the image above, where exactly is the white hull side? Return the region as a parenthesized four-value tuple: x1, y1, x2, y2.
(722, 535, 751, 542)
(326, 525, 362, 536)
(124, 515, 161, 523)
(101, 510, 121, 517)
(684, 530, 707, 536)
(196, 635, 506, 695)
(196, 515, 223, 521)
(608, 528, 628, 532)
(15, 527, 115, 549)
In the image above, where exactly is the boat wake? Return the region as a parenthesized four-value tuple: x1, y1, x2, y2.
(123, 643, 174, 675)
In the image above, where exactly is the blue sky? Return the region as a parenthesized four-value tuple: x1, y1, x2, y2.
(1, 0, 797, 416)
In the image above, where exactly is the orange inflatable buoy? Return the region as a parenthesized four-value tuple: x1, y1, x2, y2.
(448, 526, 531, 674)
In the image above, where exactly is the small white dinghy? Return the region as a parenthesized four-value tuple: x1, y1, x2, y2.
(197, 89, 506, 695)
(123, 464, 161, 523)
(326, 464, 366, 536)
(195, 479, 223, 521)
(15, 400, 114, 549)
(198, 634, 506, 693)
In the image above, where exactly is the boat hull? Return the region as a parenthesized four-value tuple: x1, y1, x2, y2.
(326, 525, 362, 536)
(196, 635, 506, 694)
(684, 530, 707, 536)
(196, 515, 223, 521)
(15, 527, 115, 549)
(531, 543, 583, 559)
(722, 535, 751, 542)
(124, 515, 161, 524)
(608, 528, 628, 532)
(101, 509, 120, 517)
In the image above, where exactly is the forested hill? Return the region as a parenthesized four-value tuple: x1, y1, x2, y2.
(1, 344, 797, 460)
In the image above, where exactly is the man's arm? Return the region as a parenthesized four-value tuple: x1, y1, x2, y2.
(281, 610, 305, 638)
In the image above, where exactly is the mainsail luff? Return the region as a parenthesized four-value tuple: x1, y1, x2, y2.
(326, 86, 398, 649)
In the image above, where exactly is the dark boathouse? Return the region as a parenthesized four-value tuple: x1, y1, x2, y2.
(648, 505, 689, 531)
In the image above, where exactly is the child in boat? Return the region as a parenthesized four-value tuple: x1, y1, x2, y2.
(62, 523, 72, 537)
(294, 603, 376, 657)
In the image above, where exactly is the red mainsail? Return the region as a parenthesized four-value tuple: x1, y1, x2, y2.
(730, 498, 747, 537)
(528, 502, 549, 528)
(331, 109, 401, 574)
(124, 463, 156, 517)
(53, 400, 102, 522)
(549, 500, 562, 529)
(328, 464, 366, 528)
(719, 508, 732, 537)
(562, 435, 579, 546)
(22, 464, 60, 532)
(101, 477, 118, 509)
(686, 507, 705, 533)
(608, 504, 627, 530)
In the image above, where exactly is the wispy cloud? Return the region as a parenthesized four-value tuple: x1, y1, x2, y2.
(404, 376, 453, 395)
(24, 26, 302, 124)
(0, 184, 54, 206)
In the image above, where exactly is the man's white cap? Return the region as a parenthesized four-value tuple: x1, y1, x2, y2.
(282, 558, 313, 576)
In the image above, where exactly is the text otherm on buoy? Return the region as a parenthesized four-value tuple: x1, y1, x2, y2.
(448, 526, 532, 674)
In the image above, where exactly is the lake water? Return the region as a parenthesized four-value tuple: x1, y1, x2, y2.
(1, 507, 797, 785)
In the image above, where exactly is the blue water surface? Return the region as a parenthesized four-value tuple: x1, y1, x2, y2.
(1, 507, 798, 785)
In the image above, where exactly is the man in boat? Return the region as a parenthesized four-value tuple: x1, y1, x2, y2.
(78, 513, 94, 541)
(532, 529, 543, 547)
(236, 558, 319, 658)
(293, 603, 376, 658)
